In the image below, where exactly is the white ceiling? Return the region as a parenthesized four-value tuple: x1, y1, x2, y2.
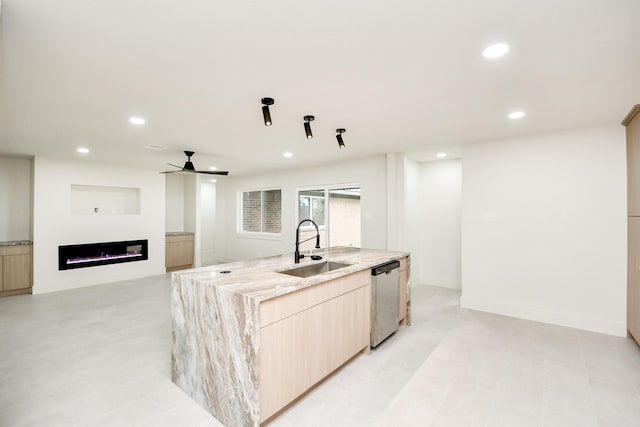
(1, 0, 639, 176)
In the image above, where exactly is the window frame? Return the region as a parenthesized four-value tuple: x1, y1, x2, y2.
(237, 187, 283, 238)
(298, 192, 326, 228)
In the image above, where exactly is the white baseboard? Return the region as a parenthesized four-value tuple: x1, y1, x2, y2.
(419, 275, 461, 290)
(33, 265, 164, 295)
(460, 295, 626, 337)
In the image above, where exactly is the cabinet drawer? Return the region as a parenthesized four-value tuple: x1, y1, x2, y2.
(260, 270, 369, 328)
(166, 234, 194, 243)
(0, 245, 31, 256)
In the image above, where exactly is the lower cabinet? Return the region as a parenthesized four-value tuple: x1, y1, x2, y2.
(259, 271, 370, 422)
(629, 217, 640, 342)
(0, 244, 33, 295)
(165, 234, 194, 272)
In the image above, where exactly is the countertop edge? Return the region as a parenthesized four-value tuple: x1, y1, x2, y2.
(0, 240, 33, 246)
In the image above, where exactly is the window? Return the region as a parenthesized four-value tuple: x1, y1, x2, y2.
(298, 190, 325, 226)
(241, 189, 281, 233)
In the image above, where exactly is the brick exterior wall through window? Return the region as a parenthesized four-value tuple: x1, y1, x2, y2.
(262, 190, 282, 233)
(242, 189, 281, 233)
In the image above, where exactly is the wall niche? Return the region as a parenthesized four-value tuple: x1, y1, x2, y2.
(70, 185, 140, 215)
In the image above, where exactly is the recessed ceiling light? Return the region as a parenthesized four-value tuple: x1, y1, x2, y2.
(210, 179, 217, 183)
(283, 152, 293, 158)
(482, 43, 509, 59)
(508, 111, 526, 119)
(437, 152, 447, 158)
(77, 147, 90, 154)
(144, 144, 166, 151)
(209, 166, 217, 170)
(129, 116, 146, 125)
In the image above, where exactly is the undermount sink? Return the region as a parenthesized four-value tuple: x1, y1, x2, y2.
(279, 261, 351, 278)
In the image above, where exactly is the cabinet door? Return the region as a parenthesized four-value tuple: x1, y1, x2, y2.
(260, 285, 370, 421)
(627, 111, 640, 216)
(165, 241, 194, 268)
(3, 254, 32, 291)
(629, 218, 640, 342)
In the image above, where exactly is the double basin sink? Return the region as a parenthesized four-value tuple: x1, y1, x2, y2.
(279, 261, 351, 278)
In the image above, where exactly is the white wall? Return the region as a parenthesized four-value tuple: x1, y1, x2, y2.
(419, 159, 462, 288)
(215, 155, 388, 262)
(200, 182, 216, 266)
(402, 157, 422, 284)
(461, 125, 627, 336)
(32, 157, 165, 294)
(0, 156, 33, 241)
(165, 174, 185, 232)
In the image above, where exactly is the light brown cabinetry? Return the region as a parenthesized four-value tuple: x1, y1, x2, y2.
(259, 270, 370, 422)
(165, 234, 194, 272)
(628, 218, 640, 340)
(626, 106, 640, 217)
(624, 105, 640, 343)
(0, 244, 33, 296)
(399, 256, 410, 324)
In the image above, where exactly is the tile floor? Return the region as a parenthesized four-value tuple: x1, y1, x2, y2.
(1, 275, 639, 426)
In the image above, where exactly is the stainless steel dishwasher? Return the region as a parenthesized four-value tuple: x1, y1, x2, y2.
(370, 260, 400, 347)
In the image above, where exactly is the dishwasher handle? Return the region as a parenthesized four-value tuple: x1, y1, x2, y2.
(371, 260, 400, 276)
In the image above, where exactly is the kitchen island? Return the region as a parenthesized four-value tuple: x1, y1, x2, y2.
(171, 247, 410, 426)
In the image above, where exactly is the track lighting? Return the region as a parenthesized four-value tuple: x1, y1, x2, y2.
(303, 115, 315, 139)
(261, 97, 274, 126)
(336, 128, 346, 149)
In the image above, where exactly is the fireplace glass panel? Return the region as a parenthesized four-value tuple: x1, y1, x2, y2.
(59, 240, 148, 270)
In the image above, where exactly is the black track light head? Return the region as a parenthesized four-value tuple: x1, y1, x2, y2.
(304, 115, 315, 139)
(261, 97, 274, 126)
(336, 128, 346, 149)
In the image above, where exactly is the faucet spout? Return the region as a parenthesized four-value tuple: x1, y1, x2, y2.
(295, 219, 321, 263)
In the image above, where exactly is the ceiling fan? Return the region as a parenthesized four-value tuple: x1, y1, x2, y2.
(162, 151, 229, 176)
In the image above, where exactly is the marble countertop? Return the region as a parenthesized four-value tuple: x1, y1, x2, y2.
(173, 246, 409, 302)
(166, 232, 195, 236)
(0, 240, 33, 246)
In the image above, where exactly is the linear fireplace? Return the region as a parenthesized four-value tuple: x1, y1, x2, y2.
(58, 239, 148, 270)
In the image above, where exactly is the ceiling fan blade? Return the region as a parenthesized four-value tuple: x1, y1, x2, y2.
(161, 152, 230, 176)
(195, 170, 229, 176)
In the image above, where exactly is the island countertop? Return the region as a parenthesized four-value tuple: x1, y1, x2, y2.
(172, 246, 409, 302)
